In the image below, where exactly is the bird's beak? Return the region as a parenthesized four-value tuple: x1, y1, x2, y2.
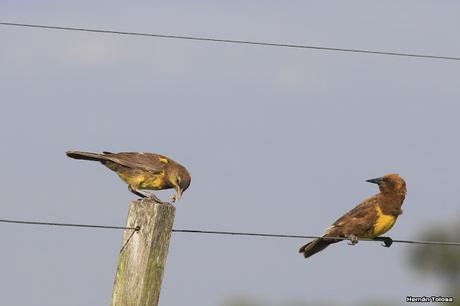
(366, 177, 383, 184)
(175, 186, 183, 201)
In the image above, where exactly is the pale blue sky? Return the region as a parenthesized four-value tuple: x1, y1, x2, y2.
(1, 1, 460, 305)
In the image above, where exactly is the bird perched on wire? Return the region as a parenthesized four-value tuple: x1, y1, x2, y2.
(299, 173, 406, 259)
(66, 151, 191, 204)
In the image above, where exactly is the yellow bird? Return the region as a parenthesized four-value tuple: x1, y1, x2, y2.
(299, 173, 406, 258)
(66, 151, 191, 204)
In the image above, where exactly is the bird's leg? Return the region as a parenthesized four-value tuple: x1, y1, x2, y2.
(347, 234, 359, 245)
(128, 185, 147, 198)
(373, 236, 393, 248)
(128, 186, 170, 204)
(145, 192, 168, 205)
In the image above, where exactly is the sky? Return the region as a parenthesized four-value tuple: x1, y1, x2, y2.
(1, 1, 460, 306)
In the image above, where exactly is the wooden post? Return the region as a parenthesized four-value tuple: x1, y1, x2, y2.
(111, 199, 175, 306)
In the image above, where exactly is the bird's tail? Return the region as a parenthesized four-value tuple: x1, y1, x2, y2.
(66, 151, 108, 162)
(298, 237, 339, 259)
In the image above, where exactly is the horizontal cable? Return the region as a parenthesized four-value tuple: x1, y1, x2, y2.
(172, 229, 460, 246)
(0, 22, 459, 61)
(0, 219, 458, 246)
(0, 218, 139, 231)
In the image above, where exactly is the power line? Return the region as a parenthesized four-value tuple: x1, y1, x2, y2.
(1, 21, 459, 62)
(0, 218, 139, 231)
(0, 218, 459, 247)
(172, 229, 460, 246)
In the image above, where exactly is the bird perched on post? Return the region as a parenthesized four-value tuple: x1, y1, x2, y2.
(66, 151, 191, 204)
(299, 173, 406, 259)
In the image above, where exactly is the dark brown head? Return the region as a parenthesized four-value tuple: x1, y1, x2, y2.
(168, 164, 191, 202)
(366, 173, 406, 195)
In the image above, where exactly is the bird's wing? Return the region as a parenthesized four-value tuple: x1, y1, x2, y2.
(326, 196, 379, 237)
(102, 152, 168, 174)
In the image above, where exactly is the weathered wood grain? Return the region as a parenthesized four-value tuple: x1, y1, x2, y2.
(111, 199, 175, 306)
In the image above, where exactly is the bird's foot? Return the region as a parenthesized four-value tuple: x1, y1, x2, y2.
(140, 197, 171, 205)
(145, 194, 170, 205)
(171, 194, 177, 203)
(129, 186, 170, 205)
(347, 234, 359, 245)
(373, 236, 393, 248)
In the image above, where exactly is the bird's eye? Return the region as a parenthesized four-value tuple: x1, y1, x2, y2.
(381, 177, 393, 185)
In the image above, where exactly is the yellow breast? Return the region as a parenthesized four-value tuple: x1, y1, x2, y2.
(139, 174, 166, 190)
(372, 206, 396, 237)
(118, 170, 166, 190)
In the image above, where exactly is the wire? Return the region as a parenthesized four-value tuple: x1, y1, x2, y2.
(172, 229, 460, 246)
(173, 229, 460, 246)
(0, 218, 139, 231)
(0, 218, 457, 247)
(119, 226, 140, 253)
(1, 21, 459, 62)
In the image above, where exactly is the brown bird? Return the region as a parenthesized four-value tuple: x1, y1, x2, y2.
(299, 173, 406, 259)
(66, 151, 191, 204)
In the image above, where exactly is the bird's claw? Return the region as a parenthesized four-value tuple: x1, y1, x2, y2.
(373, 236, 393, 248)
(171, 194, 177, 203)
(141, 197, 170, 205)
(347, 235, 359, 245)
(139, 191, 169, 205)
(128, 186, 175, 205)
